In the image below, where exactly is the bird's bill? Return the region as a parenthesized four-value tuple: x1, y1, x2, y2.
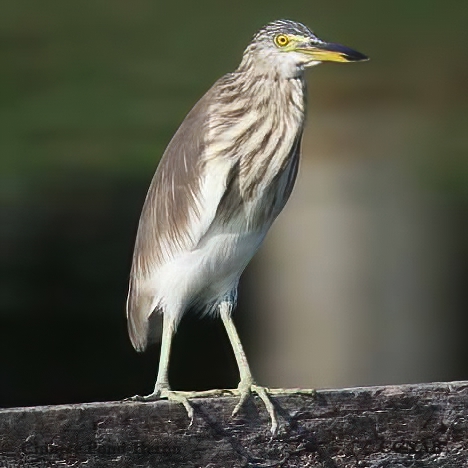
(298, 42, 368, 63)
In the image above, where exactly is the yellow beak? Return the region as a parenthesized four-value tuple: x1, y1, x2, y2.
(297, 42, 368, 63)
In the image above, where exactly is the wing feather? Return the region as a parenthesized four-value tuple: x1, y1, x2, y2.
(126, 86, 233, 350)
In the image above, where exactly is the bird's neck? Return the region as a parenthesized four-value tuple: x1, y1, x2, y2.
(206, 66, 307, 202)
(214, 64, 307, 138)
(220, 62, 307, 115)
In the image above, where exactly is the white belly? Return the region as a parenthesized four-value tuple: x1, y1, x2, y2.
(150, 229, 267, 321)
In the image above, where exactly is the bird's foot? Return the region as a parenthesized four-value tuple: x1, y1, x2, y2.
(126, 385, 313, 435)
(230, 378, 278, 435)
(172, 382, 281, 434)
(125, 385, 195, 424)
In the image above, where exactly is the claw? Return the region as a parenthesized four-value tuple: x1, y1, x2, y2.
(165, 391, 194, 423)
(231, 380, 278, 434)
(253, 385, 278, 434)
(124, 387, 195, 424)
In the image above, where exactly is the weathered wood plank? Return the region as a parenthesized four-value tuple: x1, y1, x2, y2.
(1, 381, 467, 467)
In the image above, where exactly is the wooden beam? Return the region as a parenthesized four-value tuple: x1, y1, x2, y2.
(1, 381, 467, 467)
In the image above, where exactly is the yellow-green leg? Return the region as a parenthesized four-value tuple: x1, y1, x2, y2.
(127, 315, 194, 421)
(219, 301, 278, 434)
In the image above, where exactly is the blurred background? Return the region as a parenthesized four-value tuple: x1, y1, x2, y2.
(1, 0, 467, 407)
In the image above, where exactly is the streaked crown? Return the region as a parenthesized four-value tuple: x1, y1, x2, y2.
(251, 19, 320, 45)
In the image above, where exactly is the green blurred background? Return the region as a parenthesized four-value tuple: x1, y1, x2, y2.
(1, 0, 467, 407)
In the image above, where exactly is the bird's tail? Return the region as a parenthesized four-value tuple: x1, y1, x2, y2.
(126, 280, 157, 352)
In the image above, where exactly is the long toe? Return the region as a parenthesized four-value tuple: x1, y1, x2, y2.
(125, 388, 195, 425)
(124, 393, 157, 402)
(232, 383, 278, 435)
(124, 387, 165, 402)
(163, 390, 194, 423)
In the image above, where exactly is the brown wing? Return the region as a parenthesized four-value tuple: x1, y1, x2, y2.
(127, 88, 215, 351)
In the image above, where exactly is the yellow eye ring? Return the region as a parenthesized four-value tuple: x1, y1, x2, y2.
(274, 34, 290, 48)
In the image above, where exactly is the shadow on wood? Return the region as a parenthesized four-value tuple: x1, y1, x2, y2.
(1, 381, 467, 467)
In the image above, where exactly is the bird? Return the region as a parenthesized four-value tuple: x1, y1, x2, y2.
(126, 19, 367, 433)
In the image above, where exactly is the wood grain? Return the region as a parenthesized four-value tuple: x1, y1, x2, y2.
(1, 381, 467, 467)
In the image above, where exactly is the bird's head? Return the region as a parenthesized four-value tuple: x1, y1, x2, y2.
(241, 19, 368, 78)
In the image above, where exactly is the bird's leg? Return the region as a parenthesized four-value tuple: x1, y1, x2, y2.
(151, 314, 174, 395)
(219, 301, 278, 434)
(127, 315, 194, 421)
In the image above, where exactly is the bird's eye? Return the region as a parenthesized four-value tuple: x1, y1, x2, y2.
(274, 34, 290, 48)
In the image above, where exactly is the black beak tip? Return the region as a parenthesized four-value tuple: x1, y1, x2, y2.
(322, 42, 369, 62)
(345, 50, 369, 62)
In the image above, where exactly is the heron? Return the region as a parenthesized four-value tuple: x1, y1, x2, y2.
(126, 19, 367, 433)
